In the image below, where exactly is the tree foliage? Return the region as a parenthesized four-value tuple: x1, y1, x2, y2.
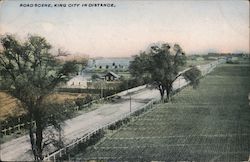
(183, 66, 202, 89)
(129, 42, 201, 101)
(0, 34, 78, 160)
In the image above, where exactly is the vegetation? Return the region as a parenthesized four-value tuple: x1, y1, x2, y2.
(74, 62, 250, 161)
(0, 34, 78, 160)
(183, 66, 202, 89)
(59, 130, 105, 160)
(129, 43, 201, 101)
(75, 95, 93, 107)
(0, 91, 86, 122)
(0, 91, 26, 121)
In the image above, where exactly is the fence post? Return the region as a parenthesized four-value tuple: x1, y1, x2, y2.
(18, 118, 21, 131)
(8, 127, 12, 134)
(33, 121, 36, 128)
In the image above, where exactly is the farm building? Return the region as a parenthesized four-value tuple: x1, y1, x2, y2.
(195, 57, 204, 61)
(66, 75, 88, 88)
(103, 71, 120, 81)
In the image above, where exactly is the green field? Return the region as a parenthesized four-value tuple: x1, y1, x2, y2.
(74, 62, 250, 161)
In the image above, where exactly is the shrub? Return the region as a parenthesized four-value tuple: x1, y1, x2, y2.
(75, 95, 93, 107)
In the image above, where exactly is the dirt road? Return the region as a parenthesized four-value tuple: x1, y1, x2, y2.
(1, 88, 161, 161)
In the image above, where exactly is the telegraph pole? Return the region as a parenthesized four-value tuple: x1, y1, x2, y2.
(130, 95, 132, 112)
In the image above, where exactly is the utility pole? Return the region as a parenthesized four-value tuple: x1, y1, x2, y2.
(101, 87, 103, 98)
(100, 80, 105, 100)
(130, 94, 132, 113)
(127, 79, 131, 113)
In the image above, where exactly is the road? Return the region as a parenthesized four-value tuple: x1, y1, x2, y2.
(0, 59, 224, 161)
(1, 88, 161, 161)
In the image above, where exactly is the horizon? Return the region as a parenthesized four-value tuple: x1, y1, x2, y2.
(0, 0, 249, 57)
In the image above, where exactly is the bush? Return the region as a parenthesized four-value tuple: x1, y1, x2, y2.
(108, 118, 130, 130)
(226, 60, 239, 64)
(60, 130, 105, 160)
(108, 120, 123, 130)
(118, 77, 146, 92)
(183, 67, 202, 89)
(75, 95, 93, 107)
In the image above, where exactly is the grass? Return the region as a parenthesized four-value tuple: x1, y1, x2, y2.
(73, 61, 250, 161)
(0, 129, 28, 144)
(186, 59, 212, 67)
(0, 92, 25, 121)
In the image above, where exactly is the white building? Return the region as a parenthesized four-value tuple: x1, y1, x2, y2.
(66, 75, 88, 88)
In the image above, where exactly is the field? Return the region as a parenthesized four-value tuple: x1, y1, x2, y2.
(0, 92, 87, 121)
(74, 61, 250, 161)
(0, 92, 25, 121)
(186, 59, 213, 66)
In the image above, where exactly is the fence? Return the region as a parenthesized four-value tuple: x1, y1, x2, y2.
(0, 84, 147, 136)
(43, 58, 226, 161)
(0, 100, 99, 136)
(43, 98, 159, 161)
(1, 121, 36, 136)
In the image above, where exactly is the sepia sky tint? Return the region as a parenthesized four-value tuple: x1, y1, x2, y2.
(0, 0, 249, 57)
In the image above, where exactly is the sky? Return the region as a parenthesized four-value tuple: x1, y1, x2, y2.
(0, 0, 249, 57)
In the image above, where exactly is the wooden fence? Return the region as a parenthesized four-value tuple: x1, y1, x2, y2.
(0, 85, 147, 136)
(43, 98, 159, 161)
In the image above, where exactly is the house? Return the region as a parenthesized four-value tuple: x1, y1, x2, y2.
(103, 71, 120, 81)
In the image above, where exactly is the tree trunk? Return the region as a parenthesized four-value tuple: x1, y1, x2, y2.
(28, 113, 37, 161)
(158, 85, 165, 102)
(166, 84, 172, 102)
(166, 88, 170, 102)
(28, 106, 44, 161)
(35, 117, 43, 160)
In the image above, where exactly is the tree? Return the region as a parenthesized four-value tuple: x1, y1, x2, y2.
(57, 50, 88, 75)
(92, 80, 106, 98)
(129, 42, 201, 102)
(75, 55, 88, 75)
(183, 66, 202, 89)
(0, 34, 78, 160)
(91, 74, 99, 81)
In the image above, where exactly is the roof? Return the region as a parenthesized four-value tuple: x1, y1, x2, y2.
(104, 71, 120, 78)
